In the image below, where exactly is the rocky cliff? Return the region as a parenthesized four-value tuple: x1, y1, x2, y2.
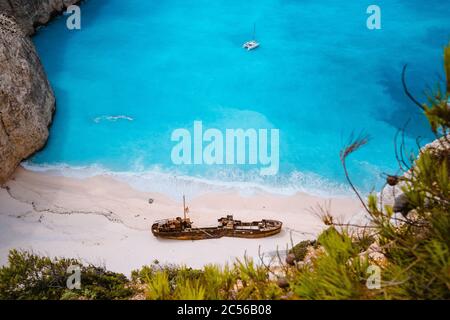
(0, 0, 79, 183)
(0, 0, 80, 35)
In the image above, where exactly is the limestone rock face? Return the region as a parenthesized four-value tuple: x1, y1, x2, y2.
(0, 0, 80, 183)
(0, 14, 55, 183)
(0, 0, 80, 36)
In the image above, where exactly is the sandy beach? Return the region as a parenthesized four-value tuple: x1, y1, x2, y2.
(0, 166, 364, 275)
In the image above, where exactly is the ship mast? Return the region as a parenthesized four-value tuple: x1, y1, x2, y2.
(183, 195, 187, 220)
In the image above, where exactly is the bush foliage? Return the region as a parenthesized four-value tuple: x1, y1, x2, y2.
(0, 250, 133, 300)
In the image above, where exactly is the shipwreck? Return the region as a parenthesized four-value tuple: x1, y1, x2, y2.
(151, 196, 282, 240)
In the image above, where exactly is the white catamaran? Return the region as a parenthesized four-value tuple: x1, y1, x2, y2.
(243, 24, 260, 51)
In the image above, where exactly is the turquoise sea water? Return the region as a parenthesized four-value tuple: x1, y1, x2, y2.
(30, 0, 450, 196)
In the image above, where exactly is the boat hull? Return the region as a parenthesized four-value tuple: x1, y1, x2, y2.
(151, 220, 282, 240)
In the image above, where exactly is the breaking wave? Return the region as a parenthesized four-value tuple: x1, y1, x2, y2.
(93, 115, 134, 123)
(21, 161, 353, 200)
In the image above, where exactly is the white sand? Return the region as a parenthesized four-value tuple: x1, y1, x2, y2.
(0, 167, 365, 275)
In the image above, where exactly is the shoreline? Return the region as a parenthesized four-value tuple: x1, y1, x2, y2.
(0, 166, 364, 275)
(21, 161, 355, 199)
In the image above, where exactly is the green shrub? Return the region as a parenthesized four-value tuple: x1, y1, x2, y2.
(234, 256, 283, 300)
(289, 240, 317, 261)
(0, 250, 133, 300)
(293, 228, 372, 300)
(146, 271, 171, 300)
(174, 278, 205, 300)
(202, 264, 237, 300)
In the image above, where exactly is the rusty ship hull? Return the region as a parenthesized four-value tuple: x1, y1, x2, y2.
(151, 217, 282, 240)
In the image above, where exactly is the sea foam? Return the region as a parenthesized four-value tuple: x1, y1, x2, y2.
(21, 161, 353, 200)
(93, 115, 134, 123)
